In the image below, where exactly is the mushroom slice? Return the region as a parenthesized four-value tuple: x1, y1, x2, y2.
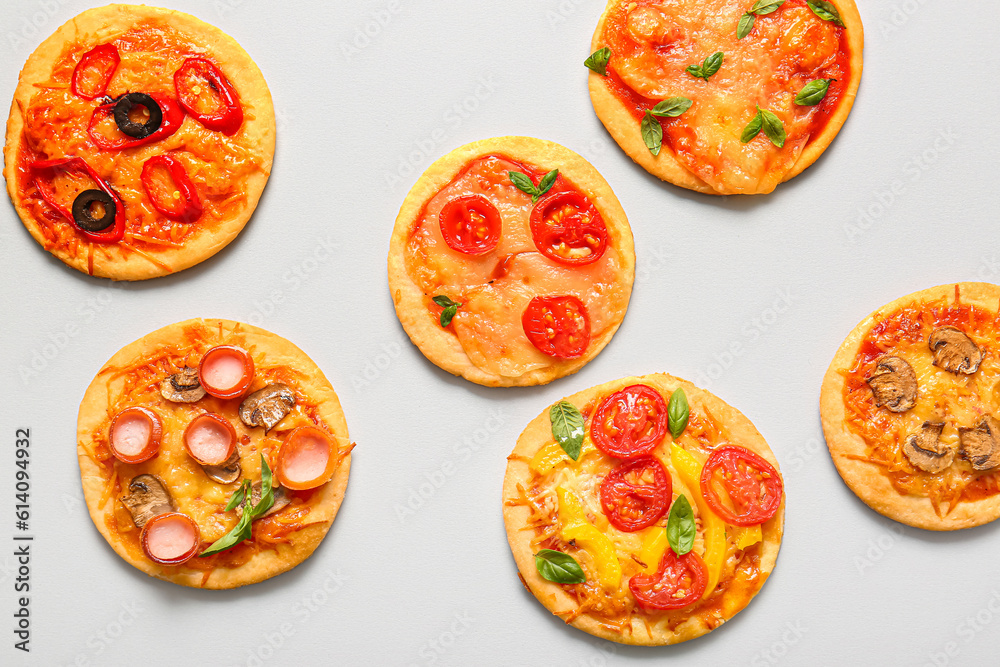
(866, 356, 918, 412)
(902, 422, 954, 473)
(235, 482, 290, 519)
(201, 446, 242, 484)
(929, 326, 983, 374)
(959, 416, 1000, 471)
(239, 384, 295, 432)
(160, 366, 207, 403)
(120, 474, 176, 529)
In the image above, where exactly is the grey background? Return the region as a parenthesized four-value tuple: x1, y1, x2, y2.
(1, 0, 999, 665)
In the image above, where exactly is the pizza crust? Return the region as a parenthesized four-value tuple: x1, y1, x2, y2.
(387, 136, 635, 387)
(77, 319, 351, 588)
(820, 282, 1000, 530)
(503, 373, 784, 645)
(588, 0, 864, 195)
(4, 4, 276, 280)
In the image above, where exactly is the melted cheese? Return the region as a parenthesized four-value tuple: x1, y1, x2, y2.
(604, 0, 847, 194)
(404, 155, 629, 378)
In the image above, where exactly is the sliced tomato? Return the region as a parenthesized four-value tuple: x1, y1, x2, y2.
(629, 548, 707, 610)
(600, 456, 671, 531)
(591, 384, 668, 459)
(439, 195, 501, 256)
(71, 44, 120, 100)
(530, 191, 608, 265)
(700, 445, 783, 526)
(521, 295, 590, 359)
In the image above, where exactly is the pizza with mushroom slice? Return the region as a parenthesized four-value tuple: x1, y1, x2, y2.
(503, 373, 784, 645)
(388, 136, 635, 387)
(587, 0, 863, 194)
(4, 4, 275, 280)
(77, 319, 353, 588)
(821, 283, 1000, 530)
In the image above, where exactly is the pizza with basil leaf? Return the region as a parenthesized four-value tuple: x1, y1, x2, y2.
(77, 319, 353, 588)
(503, 373, 784, 644)
(388, 136, 635, 387)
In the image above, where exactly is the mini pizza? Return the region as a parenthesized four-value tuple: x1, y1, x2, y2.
(587, 0, 863, 194)
(77, 319, 353, 588)
(503, 373, 784, 645)
(821, 283, 1000, 531)
(388, 136, 635, 387)
(4, 4, 275, 280)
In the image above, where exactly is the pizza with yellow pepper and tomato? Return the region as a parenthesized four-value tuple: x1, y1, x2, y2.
(388, 136, 635, 387)
(4, 4, 275, 280)
(586, 0, 863, 194)
(503, 373, 784, 645)
(821, 283, 1000, 531)
(77, 319, 353, 589)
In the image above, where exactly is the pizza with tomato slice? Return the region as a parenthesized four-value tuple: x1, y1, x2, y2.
(4, 5, 275, 280)
(821, 283, 1000, 531)
(77, 319, 353, 588)
(388, 136, 635, 387)
(587, 0, 863, 194)
(503, 373, 784, 644)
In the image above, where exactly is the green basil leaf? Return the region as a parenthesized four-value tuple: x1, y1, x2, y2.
(668, 388, 690, 440)
(224, 479, 249, 512)
(760, 107, 786, 147)
(432, 295, 457, 308)
(641, 111, 662, 156)
(650, 96, 693, 118)
(440, 304, 458, 327)
(199, 510, 252, 557)
(684, 64, 703, 79)
(250, 455, 275, 520)
(701, 51, 724, 79)
(807, 0, 844, 27)
(534, 549, 586, 584)
(794, 78, 833, 105)
(535, 169, 559, 202)
(509, 171, 538, 197)
(751, 0, 785, 15)
(549, 401, 585, 461)
(584, 47, 611, 76)
(666, 495, 696, 556)
(740, 109, 763, 143)
(737, 12, 755, 39)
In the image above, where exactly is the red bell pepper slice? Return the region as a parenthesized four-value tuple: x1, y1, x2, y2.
(71, 44, 120, 100)
(141, 155, 203, 223)
(28, 157, 126, 244)
(87, 94, 185, 150)
(174, 57, 244, 136)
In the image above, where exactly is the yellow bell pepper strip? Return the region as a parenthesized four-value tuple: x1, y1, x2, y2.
(638, 527, 669, 575)
(670, 444, 727, 598)
(731, 524, 763, 550)
(530, 440, 595, 475)
(556, 486, 621, 591)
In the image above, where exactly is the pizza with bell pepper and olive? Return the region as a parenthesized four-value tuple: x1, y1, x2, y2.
(503, 373, 784, 645)
(586, 0, 863, 194)
(821, 283, 1000, 531)
(388, 136, 635, 387)
(77, 319, 353, 589)
(4, 4, 275, 280)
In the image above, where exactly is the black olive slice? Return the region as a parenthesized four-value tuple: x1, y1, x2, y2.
(113, 93, 163, 139)
(72, 189, 116, 232)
